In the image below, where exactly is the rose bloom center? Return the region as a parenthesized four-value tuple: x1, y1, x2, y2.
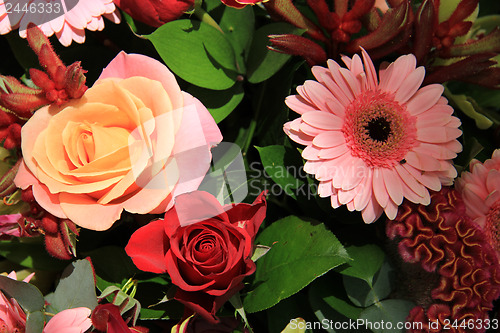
(342, 90, 417, 168)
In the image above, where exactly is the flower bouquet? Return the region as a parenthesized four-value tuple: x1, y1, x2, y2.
(0, 0, 499, 332)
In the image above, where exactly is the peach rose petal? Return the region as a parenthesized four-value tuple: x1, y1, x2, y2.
(121, 159, 180, 214)
(59, 192, 123, 231)
(15, 52, 223, 231)
(18, 105, 59, 176)
(98, 52, 184, 111)
(165, 97, 221, 206)
(185, 93, 224, 146)
(32, 185, 67, 219)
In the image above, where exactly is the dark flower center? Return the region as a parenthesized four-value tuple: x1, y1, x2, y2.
(365, 117, 391, 142)
(343, 90, 417, 168)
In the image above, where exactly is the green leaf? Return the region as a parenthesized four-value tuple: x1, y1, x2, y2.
(187, 82, 244, 123)
(219, 6, 255, 73)
(99, 286, 141, 326)
(343, 260, 395, 308)
(229, 293, 254, 333)
(251, 245, 271, 262)
(243, 216, 350, 313)
(246, 23, 304, 84)
(309, 273, 363, 325)
(266, 292, 314, 333)
(359, 299, 416, 333)
(445, 87, 493, 129)
(85, 246, 139, 284)
(255, 145, 306, 199)
(0, 275, 45, 333)
(0, 239, 69, 271)
(45, 259, 98, 314)
(339, 245, 385, 286)
(147, 19, 238, 90)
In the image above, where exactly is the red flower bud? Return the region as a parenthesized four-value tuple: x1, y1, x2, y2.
(268, 34, 327, 66)
(64, 62, 88, 99)
(114, 0, 195, 27)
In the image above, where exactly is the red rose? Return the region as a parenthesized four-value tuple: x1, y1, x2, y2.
(113, 0, 194, 27)
(125, 191, 267, 323)
(220, 0, 262, 9)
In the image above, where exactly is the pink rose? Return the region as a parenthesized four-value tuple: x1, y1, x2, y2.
(14, 52, 222, 231)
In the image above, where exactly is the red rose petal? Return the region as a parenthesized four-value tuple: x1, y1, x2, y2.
(125, 219, 169, 273)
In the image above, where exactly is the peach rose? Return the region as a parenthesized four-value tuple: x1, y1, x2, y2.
(14, 52, 222, 231)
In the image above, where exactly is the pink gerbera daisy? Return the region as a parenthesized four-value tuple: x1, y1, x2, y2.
(284, 50, 462, 223)
(456, 149, 500, 256)
(0, 0, 120, 46)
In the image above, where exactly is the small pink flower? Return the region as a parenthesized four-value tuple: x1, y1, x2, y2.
(43, 307, 92, 333)
(0, 271, 34, 332)
(0, 214, 22, 239)
(456, 149, 500, 257)
(284, 50, 462, 223)
(0, 0, 120, 46)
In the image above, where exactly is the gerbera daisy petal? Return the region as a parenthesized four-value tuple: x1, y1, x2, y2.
(379, 55, 417, 93)
(339, 67, 362, 96)
(330, 190, 341, 208)
(284, 51, 461, 223)
(381, 168, 403, 205)
(459, 153, 500, 256)
(325, 98, 346, 117)
(1, 0, 120, 45)
(318, 144, 349, 159)
(373, 168, 389, 208)
(347, 54, 364, 80)
(341, 158, 366, 191)
(486, 170, 500, 194)
(405, 151, 441, 171)
(406, 84, 445, 116)
(318, 181, 334, 197)
(313, 131, 345, 148)
(417, 127, 462, 143)
(317, 72, 351, 107)
(338, 187, 357, 205)
(327, 60, 355, 102)
(302, 145, 321, 161)
(302, 111, 343, 130)
(302, 80, 334, 111)
(416, 109, 454, 128)
(394, 164, 428, 198)
(361, 48, 378, 91)
(285, 95, 318, 114)
(361, 192, 384, 223)
(394, 67, 426, 103)
(403, 164, 441, 191)
(384, 199, 399, 220)
(300, 122, 324, 136)
(413, 143, 457, 160)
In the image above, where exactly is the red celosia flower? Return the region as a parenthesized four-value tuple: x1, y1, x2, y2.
(386, 187, 500, 332)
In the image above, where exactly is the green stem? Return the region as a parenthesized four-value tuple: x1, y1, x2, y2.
(193, 0, 224, 34)
(242, 82, 267, 155)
